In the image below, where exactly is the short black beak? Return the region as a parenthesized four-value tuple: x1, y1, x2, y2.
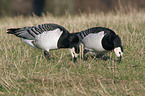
(73, 57, 77, 63)
(118, 55, 121, 63)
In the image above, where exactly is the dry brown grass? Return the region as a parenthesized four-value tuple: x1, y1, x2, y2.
(0, 12, 145, 95)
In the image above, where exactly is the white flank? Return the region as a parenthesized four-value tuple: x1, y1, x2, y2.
(114, 47, 123, 57)
(82, 31, 106, 52)
(35, 28, 63, 50)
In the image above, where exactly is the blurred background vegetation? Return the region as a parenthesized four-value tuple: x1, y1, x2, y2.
(0, 0, 145, 17)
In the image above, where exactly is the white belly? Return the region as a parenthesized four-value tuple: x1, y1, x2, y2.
(82, 31, 106, 52)
(35, 28, 63, 50)
(21, 39, 36, 48)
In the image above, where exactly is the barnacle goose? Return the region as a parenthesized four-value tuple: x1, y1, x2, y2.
(7, 23, 80, 62)
(76, 27, 123, 62)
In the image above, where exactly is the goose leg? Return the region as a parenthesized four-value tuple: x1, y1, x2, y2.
(80, 43, 88, 61)
(43, 50, 50, 60)
(82, 49, 88, 60)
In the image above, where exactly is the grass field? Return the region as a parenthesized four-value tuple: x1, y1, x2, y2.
(0, 12, 145, 96)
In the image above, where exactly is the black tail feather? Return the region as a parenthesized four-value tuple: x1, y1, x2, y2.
(7, 28, 20, 34)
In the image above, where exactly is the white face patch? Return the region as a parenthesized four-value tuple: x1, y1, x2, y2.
(114, 47, 123, 57)
(70, 47, 79, 58)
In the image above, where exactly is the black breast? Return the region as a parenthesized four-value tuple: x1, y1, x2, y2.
(102, 34, 114, 50)
(57, 32, 70, 48)
(101, 28, 116, 50)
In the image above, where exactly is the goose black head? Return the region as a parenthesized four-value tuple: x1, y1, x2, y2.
(113, 35, 123, 62)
